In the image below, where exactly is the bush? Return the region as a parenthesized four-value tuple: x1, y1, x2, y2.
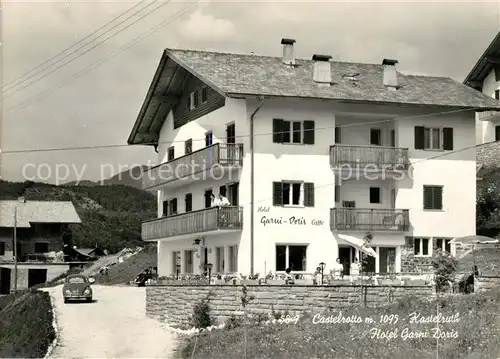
(432, 249, 457, 293)
(191, 294, 213, 329)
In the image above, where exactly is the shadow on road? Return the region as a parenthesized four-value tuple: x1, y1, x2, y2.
(65, 299, 99, 304)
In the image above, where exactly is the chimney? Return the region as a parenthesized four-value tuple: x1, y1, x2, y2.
(382, 58, 399, 88)
(312, 54, 332, 85)
(281, 38, 296, 65)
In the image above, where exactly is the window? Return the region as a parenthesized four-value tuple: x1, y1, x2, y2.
(226, 123, 235, 144)
(185, 193, 192, 212)
(423, 185, 443, 210)
(273, 181, 314, 207)
(219, 185, 227, 197)
(390, 130, 395, 147)
(228, 245, 238, 272)
(275, 245, 307, 271)
(167, 146, 175, 161)
(34, 242, 49, 253)
(172, 251, 181, 274)
(436, 238, 452, 253)
(414, 126, 453, 151)
(227, 182, 239, 206)
(334, 185, 340, 203)
(369, 187, 381, 204)
(0, 242, 5, 256)
(162, 200, 168, 217)
(205, 131, 213, 147)
(335, 126, 341, 144)
(495, 89, 500, 100)
(414, 238, 430, 256)
(204, 189, 213, 208)
(496, 125, 500, 142)
(184, 250, 194, 273)
(185, 139, 192, 154)
(193, 90, 200, 108)
(273, 119, 315, 144)
(215, 247, 224, 273)
(201, 86, 208, 102)
(168, 198, 177, 215)
(370, 129, 382, 145)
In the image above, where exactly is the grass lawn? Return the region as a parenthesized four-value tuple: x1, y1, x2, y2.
(180, 290, 500, 359)
(0, 290, 55, 358)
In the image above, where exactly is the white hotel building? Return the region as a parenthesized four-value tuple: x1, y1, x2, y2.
(127, 39, 500, 278)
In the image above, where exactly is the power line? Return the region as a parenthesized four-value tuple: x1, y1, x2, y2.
(2, 0, 172, 99)
(5, 1, 198, 113)
(2, 0, 148, 91)
(0, 106, 491, 154)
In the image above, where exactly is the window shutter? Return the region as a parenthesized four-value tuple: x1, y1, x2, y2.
(423, 186, 433, 210)
(442, 128, 453, 150)
(303, 121, 315, 144)
(219, 185, 226, 197)
(273, 182, 283, 206)
(185, 193, 192, 212)
(435, 187, 443, 210)
(162, 201, 168, 217)
(304, 182, 315, 207)
(414, 126, 425, 150)
(272, 119, 283, 143)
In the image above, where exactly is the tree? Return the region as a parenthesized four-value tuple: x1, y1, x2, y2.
(477, 168, 500, 237)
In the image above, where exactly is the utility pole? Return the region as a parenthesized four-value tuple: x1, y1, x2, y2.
(13, 204, 17, 294)
(13, 197, 25, 295)
(0, 0, 4, 180)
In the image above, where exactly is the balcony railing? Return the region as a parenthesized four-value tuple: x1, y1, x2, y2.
(142, 206, 243, 241)
(330, 145, 409, 169)
(330, 208, 410, 232)
(477, 111, 500, 121)
(143, 143, 243, 189)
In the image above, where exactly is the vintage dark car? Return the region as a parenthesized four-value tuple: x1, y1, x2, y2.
(134, 267, 158, 287)
(63, 274, 95, 303)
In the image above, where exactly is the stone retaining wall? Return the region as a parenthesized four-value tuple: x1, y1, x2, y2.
(146, 284, 435, 327)
(477, 141, 500, 168)
(475, 276, 500, 293)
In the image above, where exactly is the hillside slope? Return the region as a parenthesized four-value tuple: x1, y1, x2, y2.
(0, 180, 156, 252)
(94, 244, 157, 285)
(0, 290, 55, 358)
(101, 165, 150, 189)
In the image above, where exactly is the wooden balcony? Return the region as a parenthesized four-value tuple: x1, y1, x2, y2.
(477, 111, 500, 121)
(330, 208, 410, 232)
(142, 206, 243, 241)
(330, 145, 409, 170)
(143, 143, 243, 190)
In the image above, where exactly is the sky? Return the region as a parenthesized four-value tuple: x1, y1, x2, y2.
(1, 0, 499, 184)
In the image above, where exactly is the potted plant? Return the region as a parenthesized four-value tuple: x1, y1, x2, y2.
(241, 273, 260, 285)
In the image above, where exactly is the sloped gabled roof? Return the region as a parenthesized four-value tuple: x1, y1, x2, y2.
(128, 46, 500, 146)
(168, 48, 500, 109)
(0, 200, 81, 228)
(463, 31, 500, 89)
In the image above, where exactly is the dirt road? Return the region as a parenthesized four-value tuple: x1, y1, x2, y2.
(44, 285, 177, 358)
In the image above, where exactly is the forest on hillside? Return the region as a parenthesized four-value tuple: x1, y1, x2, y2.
(0, 180, 156, 252)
